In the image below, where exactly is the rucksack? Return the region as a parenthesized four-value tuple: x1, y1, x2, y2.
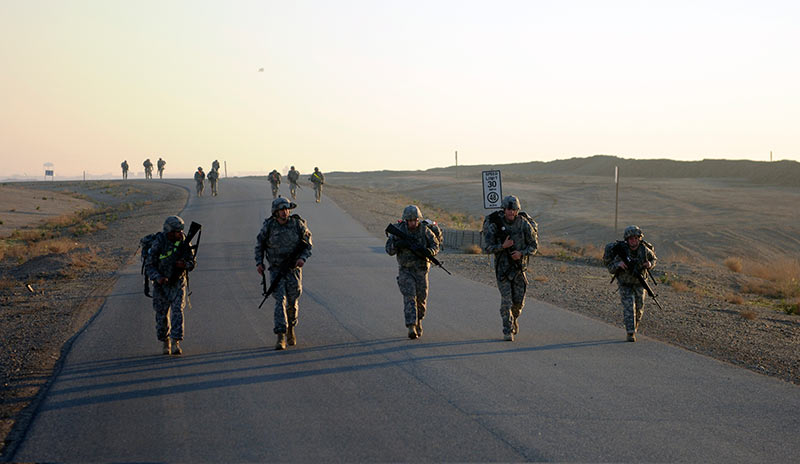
(139, 232, 160, 296)
(421, 219, 444, 245)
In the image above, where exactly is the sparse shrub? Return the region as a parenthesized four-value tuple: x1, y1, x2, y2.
(725, 293, 744, 305)
(35, 206, 40, 210)
(555, 250, 574, 262)
(533, 275, 549, 282)
(463, 243, 482, 254)
(558, 264, 567, 273)
(724, 257, 743, 273)
(740, 309, 757, 320)
(777, 298, 799, 315)
(670, 281, 689, 292)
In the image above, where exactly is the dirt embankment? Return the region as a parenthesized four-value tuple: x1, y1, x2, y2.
(0, 180, 188, 456)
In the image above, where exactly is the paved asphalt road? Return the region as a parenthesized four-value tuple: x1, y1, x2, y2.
(9, 178, 800, 462)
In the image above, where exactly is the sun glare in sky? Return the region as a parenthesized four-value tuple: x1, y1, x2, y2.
(1, 0, 798, 178)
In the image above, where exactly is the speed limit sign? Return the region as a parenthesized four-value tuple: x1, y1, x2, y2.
(482, 170, 502, 209)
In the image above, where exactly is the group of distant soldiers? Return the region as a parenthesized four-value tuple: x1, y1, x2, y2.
(268, 166, 324, 202)
(120, 157, 172, 180)
(194, 160, 221, 197)
(144, 185, 656, 355)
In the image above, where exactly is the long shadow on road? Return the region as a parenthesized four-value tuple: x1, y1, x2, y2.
(42, 337, 619, 411)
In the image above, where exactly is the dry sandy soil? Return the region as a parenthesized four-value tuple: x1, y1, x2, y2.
(1, 163, 798, 456)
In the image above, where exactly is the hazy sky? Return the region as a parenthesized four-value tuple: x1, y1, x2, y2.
(2, 0, 798, 178)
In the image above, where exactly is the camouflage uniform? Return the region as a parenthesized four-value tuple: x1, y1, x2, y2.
(212, 159, 220, 171)
(268, 170, 281, 199)
(143, 159, 153, 179)
(287, 167, 300, 200)
(144, 216, 196, 345)
(194, 167, 205, 196)
(309, 168, 324, 203)
(157, 158, 166, 179)
(121, 160, 128, 179)
(255, 199, 313, 338)
(207, 168, 219, 196)
(603, 226, 658, 339)
(385, 206, 440, 338)
(482, 196, 538, 340)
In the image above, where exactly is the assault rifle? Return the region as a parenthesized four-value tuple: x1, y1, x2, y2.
(385, 223, 451, 275)
(259, 240, 310, 308)
(167, 221, 202, 283)
(609, 241, 664, 310)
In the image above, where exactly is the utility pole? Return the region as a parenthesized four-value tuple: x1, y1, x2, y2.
(770, 150, 773, 162)
(614, 166, 619, 235)
(455, 150, 458, 178)
(224, 161, 228, 178)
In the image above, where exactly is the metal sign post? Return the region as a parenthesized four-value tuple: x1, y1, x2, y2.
(482, 170, 502, 209)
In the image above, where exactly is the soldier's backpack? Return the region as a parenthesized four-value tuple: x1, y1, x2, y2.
(139, 232, 160, 297)
(421, 219, 444, 246)
(483, 210, 538, 238)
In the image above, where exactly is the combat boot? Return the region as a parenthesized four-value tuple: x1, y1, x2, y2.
(415, 320, 423, 338)
(162, 339, 171, 355)
(287, 325, 296, 346)
(504, 332, 514, 342)
(407, 324, 418, 339)
(627, 332, 636, 342)
(512, 317, 519, 335)
(275, 333, 287, 350)
(171, 340, 182, 355)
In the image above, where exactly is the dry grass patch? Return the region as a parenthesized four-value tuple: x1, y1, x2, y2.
(724, 257, 743, 273)
(725, 293, 745, 305)
(670, 281, 690, 292)
(533, 275, 549, 282)
(740, 309, 758, 320)
(558, 264, 568, 273)
(70, 249, 113, 269)
(463, 243, 482, 254)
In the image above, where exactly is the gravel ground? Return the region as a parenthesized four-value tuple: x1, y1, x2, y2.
(324, 183, 800, 386)
(0, 180, 188, 456)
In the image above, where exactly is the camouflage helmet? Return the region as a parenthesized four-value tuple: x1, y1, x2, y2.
(163, 215, 185, 233)
(623, 225, 643, 239)
(502, 195, 521, 210)
(271, 197, 297, 214)
(402, 205, 422, 220)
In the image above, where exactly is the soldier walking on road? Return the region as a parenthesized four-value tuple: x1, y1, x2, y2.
(212, 159, 220, 172)
(482, 195, 538, 341)
(121, 160, 129, 179)
(255, 197, 313, 350)
(309, 167, 325, 203)
(143, 158, 154, 179)
(603, 225, 658, 342)
(385, 205, 440, 339)
(268, 169, 282, 199)
(144, 216, 197, 355)
(194, 167, 205, 197)
(207, 167, 219, 196)
(157, 157, 166, 179)
(287, 166, 300, 200)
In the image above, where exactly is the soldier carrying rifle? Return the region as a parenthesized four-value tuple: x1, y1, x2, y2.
(255, 197, 313, 350)
(144, 216, 200, 355)
(603, 225, 659, 342)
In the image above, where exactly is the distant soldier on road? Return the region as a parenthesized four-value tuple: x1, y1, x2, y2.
(482, 195, 538, 341)
(121, 160, 129, 179)
(268, 169, 282, 199)
(207, 167, 219, 196)
(194, 166, 205, 197)
(144, 216, 197, 355)
(603, 225, 658, 342)
(143, 158, 154, 179)
(212, 159, 220, 172)
(157, 157, 166, 179)
(287, 165, 300, 200)
(309, 167, 325, 203)
(385, 205, 440, 339)
(255, 197, 313, 350)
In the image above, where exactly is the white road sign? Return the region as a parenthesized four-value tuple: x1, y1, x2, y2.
(482, 170, 502, 209)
